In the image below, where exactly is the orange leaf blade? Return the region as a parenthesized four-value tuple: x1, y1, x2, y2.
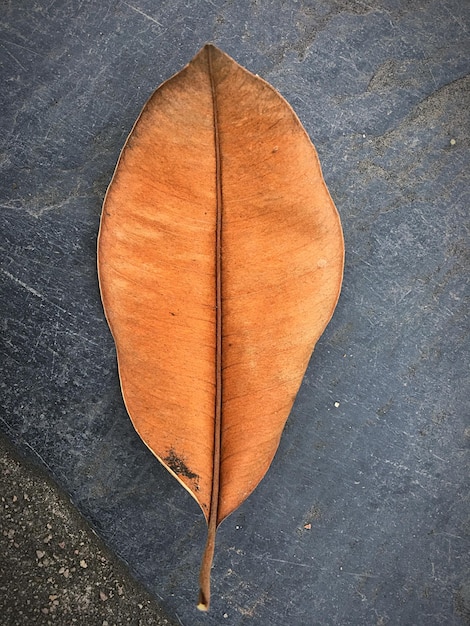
(98, 44, 344, 610)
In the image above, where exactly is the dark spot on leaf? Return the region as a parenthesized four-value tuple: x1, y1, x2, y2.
(164, 449, 198, 480)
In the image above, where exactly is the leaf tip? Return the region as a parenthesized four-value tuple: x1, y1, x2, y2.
(202, 42, 225, 60)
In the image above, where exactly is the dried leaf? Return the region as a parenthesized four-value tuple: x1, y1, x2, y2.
(97, 44, 344, 610)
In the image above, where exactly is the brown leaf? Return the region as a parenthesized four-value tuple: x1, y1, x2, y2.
(97, 44, 344, 610)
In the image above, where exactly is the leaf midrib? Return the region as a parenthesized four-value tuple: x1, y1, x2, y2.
(197, 43, 223, 611)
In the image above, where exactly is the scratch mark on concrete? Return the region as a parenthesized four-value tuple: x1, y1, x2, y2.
(0, 269, 67, 313)
(123, 2, 163, 26)
(441, 4, 468, 32)
(435, 532, 464, 541)
(1, 44, 26, 71)
(22, 438, 55, 474)
(0, 196, 85, 219)
(266, 557, 312, 568)
(341, 570, 377, 579)
(0, 38, 40, 56)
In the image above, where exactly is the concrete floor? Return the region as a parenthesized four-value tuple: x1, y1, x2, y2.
(0, 432, 176, 625)
(1, 1, 469, 625)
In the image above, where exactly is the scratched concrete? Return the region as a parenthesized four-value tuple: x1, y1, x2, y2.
(1, 1, 469, 625)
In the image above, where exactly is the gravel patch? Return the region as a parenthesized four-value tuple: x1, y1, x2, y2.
(0, 432, 176, 626)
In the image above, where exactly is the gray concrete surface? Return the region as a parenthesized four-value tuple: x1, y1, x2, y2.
(0, 431, 177, 625)
(1, 1, 469, 625)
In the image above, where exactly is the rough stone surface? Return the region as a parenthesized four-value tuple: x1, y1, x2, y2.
(1, 1, 469, 625)
(0, 432, 176, 625)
